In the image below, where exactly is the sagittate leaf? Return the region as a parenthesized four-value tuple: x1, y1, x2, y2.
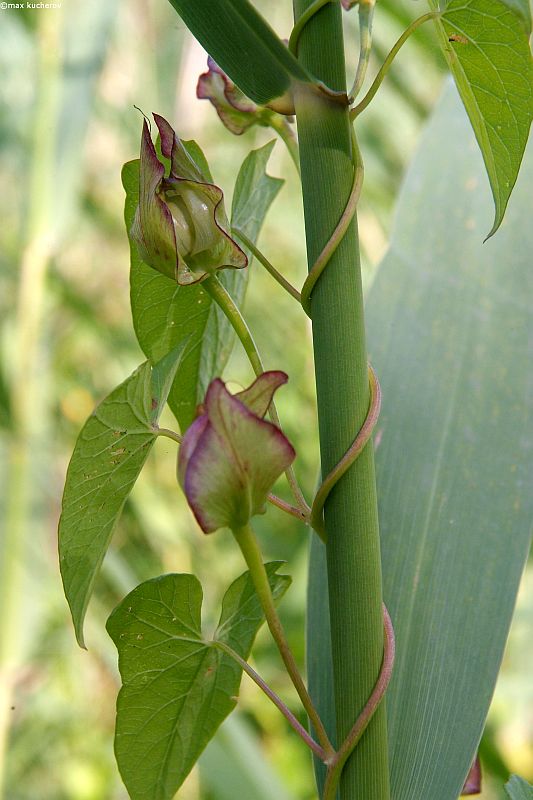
(231, 140, 284, 247)
(59, 345, 185, 647)
(166, 0, 310, 106)
(307, 84, 533, 800)
(505, 775, 533, 800)
(429, 0, 533, 237)
(125, 141, 282, 431)
(106, 563, 290, 800)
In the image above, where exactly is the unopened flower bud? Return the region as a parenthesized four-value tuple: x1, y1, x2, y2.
(197, 57, 295, 135)
(130, 113, 246, 285)
(177, 372, 295, 534)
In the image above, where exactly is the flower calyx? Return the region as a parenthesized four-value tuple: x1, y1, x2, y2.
(178, 372, 296, 534)
(197, 56, 295, 135)
(131, 113, 246, 285)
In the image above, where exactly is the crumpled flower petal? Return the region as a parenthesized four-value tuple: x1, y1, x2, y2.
(178, 373, 295, 534)
(197, 56, 261, 135)
(197, 57, 295, 133)
(130, 113, 247, 285)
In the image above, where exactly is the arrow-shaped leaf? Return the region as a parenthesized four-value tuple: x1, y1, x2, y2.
(429, 0, 533, 236)
(59, 345, 186, 647)
(107, 563, 290, 800)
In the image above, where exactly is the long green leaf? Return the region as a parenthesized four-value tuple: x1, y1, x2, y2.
(107, 563, 290, 800)
(505, 775, 533, 799)
(429, 0, 533, 237)
(200, 715, 297, 800)
(166, 0, 310, 106)
(231, 140, 284, 246)
(59, 346, 185, 647)
(125, 141, 282, 431)
(308, 83, 532, 800)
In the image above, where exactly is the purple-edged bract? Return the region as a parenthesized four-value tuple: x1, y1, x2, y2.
(131, 113, 246, 285)
(178, 372, 295, 533)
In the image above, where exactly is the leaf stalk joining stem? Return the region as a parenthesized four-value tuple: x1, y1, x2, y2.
(232, 523, 335, 760)
(351, 11, 441, 119)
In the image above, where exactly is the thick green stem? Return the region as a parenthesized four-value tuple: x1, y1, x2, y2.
(202, 275, 310, 516)
(292, 2, 389, 798)
(232, 524, 334, 759)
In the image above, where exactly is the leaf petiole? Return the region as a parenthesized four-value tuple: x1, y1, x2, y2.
(348, 0, 376, 102)
(232, 228, 302, 303)
(155, 427, 183, 444)
(232, 523, 335, 760)
(213, 639, 326, 760)
(351, 11, 441, 119)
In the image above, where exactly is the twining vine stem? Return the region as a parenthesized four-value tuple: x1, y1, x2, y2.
(213, 639, 326, 760)
(202, 275, 311, 518)
(232, 523, 335, 760)
(232, 228, 302, 303)
(351, 11, 441, 119)
(322, 606, 396, 800)
(349, 0, 376, 102)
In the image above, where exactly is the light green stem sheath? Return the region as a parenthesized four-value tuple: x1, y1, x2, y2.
(351, 11, 440, 119)
(289, 0, 335, 55)
(293, 0, 390, 797)
(232, 524, 334, 760)
(202, 275, 310, 516)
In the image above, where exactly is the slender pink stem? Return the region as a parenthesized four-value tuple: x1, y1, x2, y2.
(214, 640, 326, 760)
(267, 492, 309, 523)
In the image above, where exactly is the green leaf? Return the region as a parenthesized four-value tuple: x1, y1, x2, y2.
(200, 716, 297, 800)
(125, 141, 281, 431)
(429, 0, 533, 237)
(505, 775, 533, 799)
(59, 346, 186, 647)
(106, 563, 290, 800)
(231, 140, 284, 246)
(308, 84, 533, 800)
(166, 0, 310, 106)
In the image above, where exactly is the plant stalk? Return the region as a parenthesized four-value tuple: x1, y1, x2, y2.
(292, 1, 390, 797)
(351, 11, 440, 119)
(202, 275, 310, 516)
(213, 640, 325, 760)
(232, 524, 334, 760)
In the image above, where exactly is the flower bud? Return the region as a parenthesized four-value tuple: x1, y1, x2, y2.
(130, 113, 247, 285)
(178, 372, 295, 534)
(197, 57, 295, 135)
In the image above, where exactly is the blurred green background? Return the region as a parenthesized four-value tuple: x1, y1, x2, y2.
(0, 1, 530, 798)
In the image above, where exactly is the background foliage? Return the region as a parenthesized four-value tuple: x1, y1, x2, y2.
(0, 0, 531, 798)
